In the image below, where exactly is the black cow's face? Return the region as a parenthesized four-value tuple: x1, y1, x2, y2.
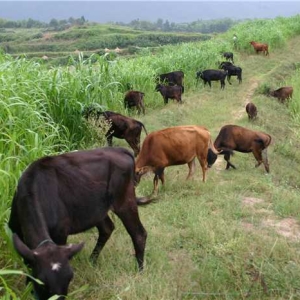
(155, 84, 162, 92)
(196, 71, 203, 80)
(12, 234, 84, 300)
(207, 148, 218, 168)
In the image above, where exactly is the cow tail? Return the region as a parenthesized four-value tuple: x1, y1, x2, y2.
(218, 148, 235, 157)
(142, 123, 148, 136)
(265, 134, 272, 148)
(136, 196, 157, 206)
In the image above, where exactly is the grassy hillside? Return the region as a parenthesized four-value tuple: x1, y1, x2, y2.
(72, 36, 300, 300)
(0, 24, 211, 61)
(1, 16, 300, 299)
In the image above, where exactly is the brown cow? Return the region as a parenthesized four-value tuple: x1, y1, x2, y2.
(214, 125, 272, 173)
(135, 125, 219, 196)
(246, 102, 258, 120)
(250, 41, 269, 56)
(124, 90, 145, 115)
(269, 86, 293, 103)
(83, 108, 148, 156)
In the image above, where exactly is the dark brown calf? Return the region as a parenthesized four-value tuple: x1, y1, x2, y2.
(155, 84, 182, 104)
(269, 86, 293, 103)
(156, 70, 185, 93)
(246, 102, 258, 120)
(214, 125, 272, 173)
(83, 108, 148, 156)
(8, 147, 147, 299)
(124, 90, 146, 115)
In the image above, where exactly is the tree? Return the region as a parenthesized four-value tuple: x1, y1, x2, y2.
(163, 20, 170, 31)
(49, 18, 59, 28)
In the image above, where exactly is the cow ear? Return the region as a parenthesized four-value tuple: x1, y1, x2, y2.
(64, 242, 84, 259)
(12, 234, 35, 262)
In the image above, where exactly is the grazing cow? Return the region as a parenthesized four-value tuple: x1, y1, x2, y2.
(214, 125, 272, 173)
(223, 52, 234, 63)
(124, 90, 146, 115)
(250, 41, 269, 56)
(83, 108, 148, 156)
(269, 86, 293, 103)
(246, 102, 258, 120)
(157, 70, 185, 93)
(196, 69, 228, 89)
(219, 61, 242, 84)
(155, 84, 182, 104)
(135, 125, 219, 197)
(8, 147, 147, 299)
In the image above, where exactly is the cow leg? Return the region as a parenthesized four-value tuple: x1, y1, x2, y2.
(227, 76, 232, 85)
(153, 168, 164, 195)
(198, 156, 207, 182)
(208, 81, 211, 88)
(141, 101, 146, 115)
(262, 148, 270, 173)
(253, 149, 270, 173)
(221, 80, 225, 89)
(113, 202, 147, 271)
(126, 137, 140, 157)
(186, 159, 196, 180)
(106, 135, 113, 147)
(90, 215, 115, 263)
(224, 152, 236, 170)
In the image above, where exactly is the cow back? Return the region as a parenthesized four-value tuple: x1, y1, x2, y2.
(136, 125, 210, 168)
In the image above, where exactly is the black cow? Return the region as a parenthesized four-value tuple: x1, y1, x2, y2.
(156, 71, 185, 93)
(124, 90, 145, 115)
(219, 61, 242, 84)
(155, 84, 182, 104)
(223, 52, 234, 63)
(83, 108, 148, 156)
(8, 147, 147, 299)
(196, 69, 228, 89)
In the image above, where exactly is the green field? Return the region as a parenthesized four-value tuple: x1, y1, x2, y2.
(0, 23, 211, 63)
(1, 16, 300, 299)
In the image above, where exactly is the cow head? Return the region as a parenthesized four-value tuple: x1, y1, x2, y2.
(155, 84, 163, 92)
(135, 166, 153, 186)
(207, 148, 218, 168)
(13, 234, 84, 300)
(196, 71, 203, 80)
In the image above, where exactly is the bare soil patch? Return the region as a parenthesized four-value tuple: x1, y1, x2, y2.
(242, 197, 300, 241)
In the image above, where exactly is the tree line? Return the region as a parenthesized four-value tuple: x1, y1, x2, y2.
(0, 16, 240, 33)
(115, 18, 240, 33)
(0, 16, 86, 30)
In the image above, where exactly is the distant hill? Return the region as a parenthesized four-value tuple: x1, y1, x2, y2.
(1, 1, 300, 23)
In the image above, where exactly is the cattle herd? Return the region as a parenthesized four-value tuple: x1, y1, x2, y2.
(8, 40, 294, 299)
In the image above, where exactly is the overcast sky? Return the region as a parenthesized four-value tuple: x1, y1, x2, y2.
(0, 1, 300, 23)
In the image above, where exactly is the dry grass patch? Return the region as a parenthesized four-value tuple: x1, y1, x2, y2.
(242, 196, 300, 242)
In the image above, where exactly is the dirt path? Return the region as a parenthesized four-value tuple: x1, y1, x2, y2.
(229, 38, 300, 242)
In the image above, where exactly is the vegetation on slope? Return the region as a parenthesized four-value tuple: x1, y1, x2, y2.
(1, 15, 300, 299)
